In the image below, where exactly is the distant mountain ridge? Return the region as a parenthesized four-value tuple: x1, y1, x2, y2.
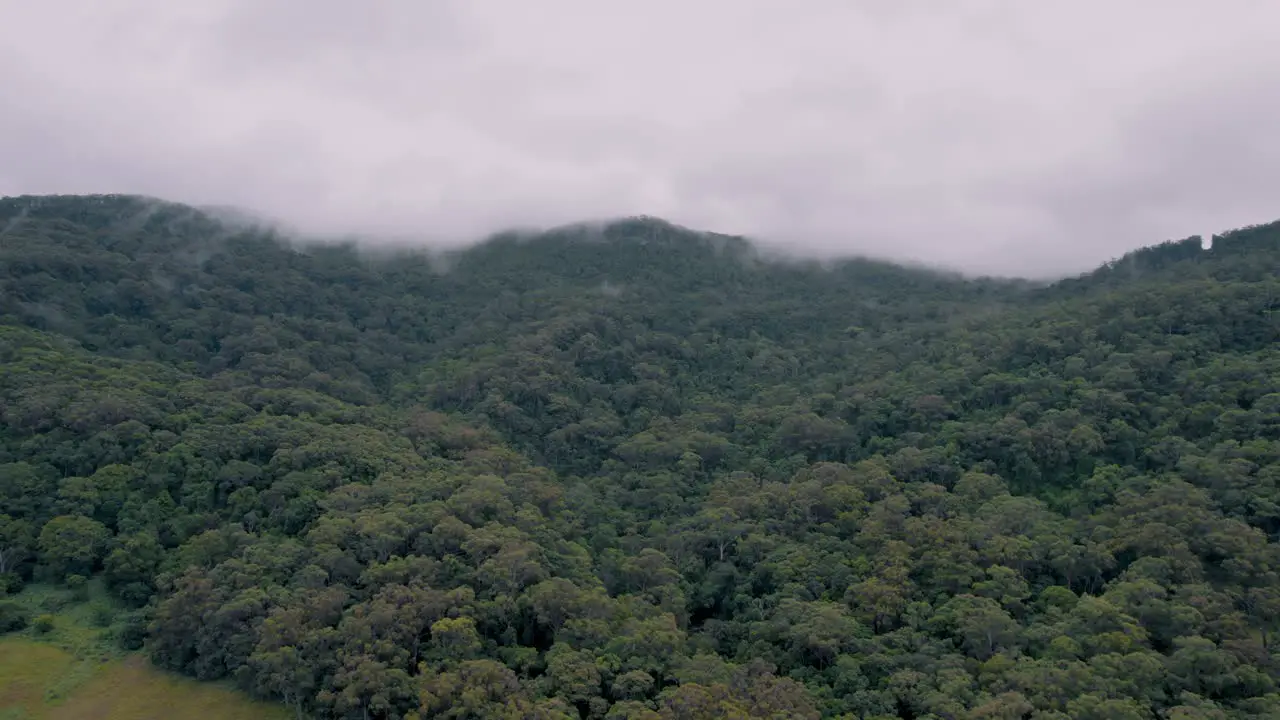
(10, 192, 1273, 284)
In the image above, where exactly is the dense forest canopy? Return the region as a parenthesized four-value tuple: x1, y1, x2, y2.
(2, 193, 1279, 719)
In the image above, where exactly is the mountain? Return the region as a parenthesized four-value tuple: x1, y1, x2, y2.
(1, 194, 1279, 719)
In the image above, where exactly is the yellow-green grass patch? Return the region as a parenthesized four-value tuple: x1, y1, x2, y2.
(0, 640, 290, 720)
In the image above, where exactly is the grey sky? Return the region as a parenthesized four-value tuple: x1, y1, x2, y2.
(1, 1, 1278, 276)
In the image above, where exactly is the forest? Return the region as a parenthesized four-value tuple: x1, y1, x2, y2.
(1, 193, 1279, 719)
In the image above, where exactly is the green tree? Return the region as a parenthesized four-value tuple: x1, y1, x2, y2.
(37, 514, 110, 581)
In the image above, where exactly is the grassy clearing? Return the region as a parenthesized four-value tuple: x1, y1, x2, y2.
(46, 654, 292, 720)
(0, 640, 76, 719)
(0, 582, 289, 720)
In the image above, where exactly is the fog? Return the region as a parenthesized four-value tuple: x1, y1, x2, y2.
(2, 1, 1278, 277)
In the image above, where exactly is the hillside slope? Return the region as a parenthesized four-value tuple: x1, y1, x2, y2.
(2, 194, 1279, 719)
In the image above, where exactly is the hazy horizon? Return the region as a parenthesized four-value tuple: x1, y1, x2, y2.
(3, 190, 1235, 285)
(3, 1, 1279, 276)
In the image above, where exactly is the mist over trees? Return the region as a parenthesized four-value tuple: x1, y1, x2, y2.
(2, 193, 1280, 719)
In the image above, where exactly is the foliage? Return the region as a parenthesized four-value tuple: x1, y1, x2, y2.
(0, 601, 30, 633)
(2, 193, 1280, 718)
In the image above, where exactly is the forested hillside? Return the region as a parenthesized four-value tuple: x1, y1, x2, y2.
(2, 193, 1279, 719)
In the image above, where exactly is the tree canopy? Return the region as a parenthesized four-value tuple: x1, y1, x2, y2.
(2, 193, 1280, 718)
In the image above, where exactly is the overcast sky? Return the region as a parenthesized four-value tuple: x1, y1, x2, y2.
(2, 1, 1278, 276)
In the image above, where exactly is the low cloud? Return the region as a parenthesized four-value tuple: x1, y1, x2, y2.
(1, 1, 1278, 276)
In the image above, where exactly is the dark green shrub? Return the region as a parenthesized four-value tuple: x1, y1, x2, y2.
(115, 613, 148, 651)
(90, 603, 116, 628)
(0, 601, 30, 633)
(65, 574, 89, 602)
(0, 573, 23, 596)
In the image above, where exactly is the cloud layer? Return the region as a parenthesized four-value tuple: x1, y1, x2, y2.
(2, 1, 1278, 276)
